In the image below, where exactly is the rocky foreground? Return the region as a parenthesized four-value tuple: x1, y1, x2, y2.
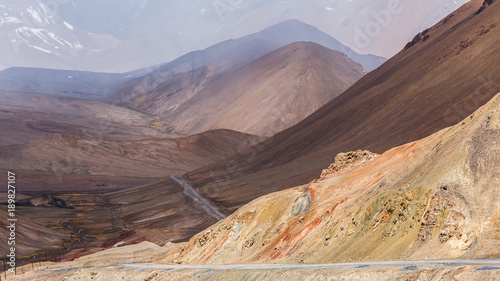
(161, 93, 500, 265)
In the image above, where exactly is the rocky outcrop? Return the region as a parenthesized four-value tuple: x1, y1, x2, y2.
(404, 29, 431, 50)
(476, 0, 496, 14)
(320, 150, 379, 180)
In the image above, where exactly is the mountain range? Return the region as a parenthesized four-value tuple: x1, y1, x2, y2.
(128, 42, 366, 137)
(0, 130, 264, 178)
(183, 0, 500, 214)
(0, 0, 468, 72)
(2, 0, 500, 279)
(86, 0, 500, 252)
(0, 18, 370, 259)
(0, 19, 380, 101)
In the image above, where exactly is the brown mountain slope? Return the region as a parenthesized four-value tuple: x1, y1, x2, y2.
(129, 65, 216, 117)
(0, 91, 172, 146)
(184, 0, 500, 213)
(0, 129, 263, 261)
(73, 0, 499, 249)
(0, 209, 69, 257)
(101, 177, 220, 248)
(113, 38, 280, 106)
(161, 91, 500, 265)
(0, 130, 264, 178)
(137, 42, 365, 137)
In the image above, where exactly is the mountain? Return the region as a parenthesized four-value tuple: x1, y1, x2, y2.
(57, 0, 499, 253)
(0, 87, 264, 177)
(0, 0, 467, 72)
(134, 42, 366, 137)
(115, 19, 383, 109)
(218, 19, 385, 72)
(0, 67, 148, 99)
(0, 91, 171, 146)
(0, 210, 68, 258)
(4, 1, 500, 279)
(61, 0, 468, 61)
(11, 89, 500, 281)
(183, 0, 500, 214)
(3, 1, 499, 275)
(0, 130, 265, 178)
(0, 0, 119, 71)
(113, 37, 281, 105)
(162, 91, 500, 264)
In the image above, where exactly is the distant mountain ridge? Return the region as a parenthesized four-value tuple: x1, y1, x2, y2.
(154, 42, 366, 137)
(0, 67, 147, 99)
(1, 20, 378, 101)
(117, 19, 385, 97)
(118, 41, 366, 137)
(0, 0, 467, 72)
(240, 19, 385, 72)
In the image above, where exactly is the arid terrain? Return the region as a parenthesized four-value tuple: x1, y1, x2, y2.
(25, 0, 496, 271)
(184, 0, 500, 214)
(1, 0, 499, 280)
(166, 92, 500, 265)
(0, 28, 366, 266)
(0, 130, 264, 178)
(11, 0, 495, 261)
(0, 91, 170, 146)
(154, 42, 365, 137)
(7, 91, 500, 280)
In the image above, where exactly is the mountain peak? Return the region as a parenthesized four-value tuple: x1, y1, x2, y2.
(131, 41, 365, 137)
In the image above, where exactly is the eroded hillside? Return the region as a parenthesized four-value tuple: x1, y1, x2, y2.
(9, 93, 500, 281)
(161, 92, 500, 264)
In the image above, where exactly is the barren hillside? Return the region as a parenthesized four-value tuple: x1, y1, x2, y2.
(0, 130, 264, 178)
(155, 42, 365, 137)
(185, 0, 500, 213)
(164, 92, 500, 264)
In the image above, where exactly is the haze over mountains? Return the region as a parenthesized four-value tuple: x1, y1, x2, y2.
(0, 11, 372, 263)
(0, 0, 467, 72)
(0, 67, 143, 99)
(0, 19, 379, 104)
(128, 42, 366, 137)
(14, 0, 495, 263)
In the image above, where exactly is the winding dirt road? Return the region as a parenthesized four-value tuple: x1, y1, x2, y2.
(170, 175, 227, 221)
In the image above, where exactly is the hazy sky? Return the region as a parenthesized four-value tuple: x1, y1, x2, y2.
(0, 0, 469, 72)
